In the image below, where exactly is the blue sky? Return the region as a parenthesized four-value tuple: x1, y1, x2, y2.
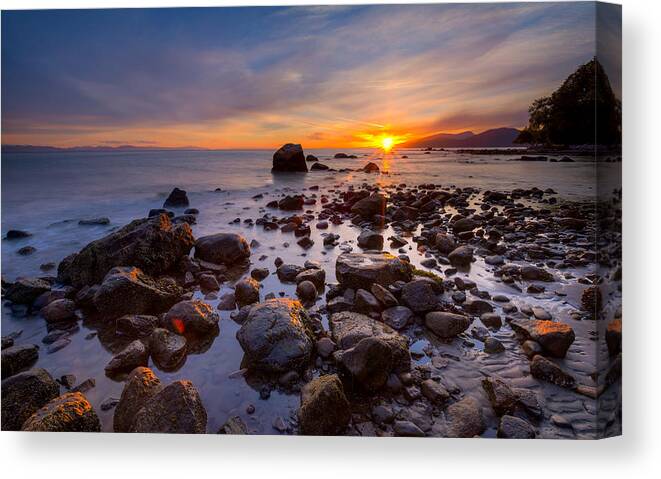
(1, 3, 620, 148)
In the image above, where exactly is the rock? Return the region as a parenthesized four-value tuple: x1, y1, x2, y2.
(1, 368, 60, 430)
(79, 217, 110, 225)
(371, 283, 398, 308)
(22, 392, 100, 432)
(163, 187, 189, 208)
(421, 379, 450, 405)
(1, 344, 39, 379)
(521, 265, 554, 282)
(93, 267, 181, 318)
(521, 339, 543, 358)
(531, 306, 552, 320)
(310, 162, 329, 171)
(401, 279, 438, 313)
(194, 233, 250, 265)
(435, 233, 456, 254)
(17, 246, 36, 255)
(351, 193, 386, 217)
(484, 337, 505, 354)
(217, 292, 237, 311)
(485, 255, 505, 266)
(354, 289, 381, 314)
(336, 252, 412, 289)
(315, 337, 335, 358)
(446, 397, 485, 438)
(58, 214, 194, 288)
(297, 236, 314, 249)
(105, 340, 149, 375)
(465, 300, 494, 315)
(452, 217, 478, 234)
(372, 405, 394, 424)
(149, 328, 187, 370)
(509, 318, 575, 357)
(497, 415, 536, 439)
(425, 312, 470, 338)
(5, 277, 51, 305)
(236, 299, 313, 373)
(581, 285, 603, 316)
(5, 229, 32, 239)
(357, 229, 384, 250)
(330, 311, 410, 373)
(363, 162, 380, 173)
(295, 268, 326, 291)
(298, 374, 351, 435)
(199, 273, 220, 291)
(219, 416, 248, 434)
(381, 306, 412, 330)
(163, 300, 219, 336)
(606, 319, 622, 356)
(306, 154, 318, 162)
(40, 299, 76, 323)
(234, 277, 260, 308)
(113, 367, 162, 432)
(296, 280, 318, 301)
(116, 314, 159, 338)
(480, 312, 502, 329)
(393, 420, 425, 437)
(278, 195, 304, 210)
(530, 355, 576, 388)
(272, 143, 308, 173)
(277, 264, 304, 282)
(340, 337, 393, 391)
(251, 268, 270, 281)
(448, 245, 474, 266)
(482, 377, 518, 416)
(131, 380, 207, 433)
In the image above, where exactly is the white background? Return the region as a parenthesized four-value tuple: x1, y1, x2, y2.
(0, 0, 658, 477)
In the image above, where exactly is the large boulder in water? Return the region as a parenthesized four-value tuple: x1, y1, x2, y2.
(93, 267, 182, 318)
(336, 252, 412, 289)
(236, 299, 314, 373)
(58, 214, 194, 288)
(113, 366, 162, 432)
(1, 344, 39, 379)
(509, 318, 575, 358)
(351, 193, 386, 217)
(5, 277, 51, 305)
(272, 143, 308, 173)
(162, 300, 219, 336)
(163, 187, 189, 208)
(22, 392, 101, 432)
(1, 368, 60, 430)
(194, 233, 250, 265)
(298, 374, 351, 435)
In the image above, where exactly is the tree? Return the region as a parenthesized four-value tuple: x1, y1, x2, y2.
(515, 58, 621, 146)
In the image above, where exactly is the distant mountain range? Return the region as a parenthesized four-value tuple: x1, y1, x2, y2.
(405, 127, 521, 148)
(1, 144, 206, 153)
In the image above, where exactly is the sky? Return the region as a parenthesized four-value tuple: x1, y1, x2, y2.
(1, 3, 621, 149)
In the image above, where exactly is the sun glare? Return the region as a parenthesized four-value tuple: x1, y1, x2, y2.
(381, 136, 394, 151)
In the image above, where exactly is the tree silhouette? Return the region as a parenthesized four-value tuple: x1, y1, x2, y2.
(515, 58, 621, 146)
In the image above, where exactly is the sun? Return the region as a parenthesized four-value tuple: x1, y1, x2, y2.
(381, 136, 394, 151)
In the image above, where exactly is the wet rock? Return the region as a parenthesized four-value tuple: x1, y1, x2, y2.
(357, 229, 384, 250)
(521, 339, 543, 358)
(510, 318, 575, 358)
(278, 195, 304, 210)
(484, 337, 505, 354)
(421, 379, 450, 405)
(47, 338, 71, 354)
(581, 285, 603, 317)
(5, 277, 51, 305)
(5, 229, 32, 239)
(105, 340, 149, 375)
(131, 380, 207, 433)
(381, 306, 413, 330)
(113, 367, 162, 432)
(219, 416, 248, 434)
(363, 162, 380, 173)
(401, 279, 439, 313)
(163, 300, 220, 336)
(297, 236, 314, 249)
(194, 233, 250, 265)
(296, 280, 318, 301)
(393, 420, 425, 437)
(236, 299, 314, 373)
(93, 267, 181, 318)
(354, 289, 380, 314)
(298, 374, 351, 435)
(272, 143, 308, 173)
(217, 292, 237, 311)
(340, 337, 392, 391)
(306, 154, 319, 162)
(371, 283, 398, 308)
(531, 306, 552, 320)
(336, 252, 412, 289)
(277, 264, 304, 282)
(295, 268, 325, 291)
(199, 273, 220, 291)
(351, 193, 386, 218)
(116, 314, 159, 338)
(445, 397, 485, 438)
(149, 328, 187, 370)
(251, 268, 270, 281)
(22, 392, 100, 432)
(234, 277, 260, 307)
(435, 233, 457, 255)
(58, 214, 194, 288)
(465, 299, 494, 315)
(1, 344, 39, 379)
(485, 255, 505, 266)
(79, 217, 110, 225)
(497, 415, 536, 439)
(521, 265, 554, 282)
(41, 299, 76, 323)
(163, 187, 189, 208)
(482, 377, 518, 416)
(452, 217, 478, 234)
(17, 246, 36, 255)
(530, 355, 576, 388)
(606, 319, 622, 356)
(448, 245, 474, 266)
(480, 312, 502, 329)
(425, 312, 470, 338)
(1, 368, 60, 430)
(315, 337, 335, 358)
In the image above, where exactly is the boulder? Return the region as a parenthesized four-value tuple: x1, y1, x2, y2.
(298, 374, 351, 435)
(131, 380, 207, 433)
(234, 277, 260, 307)
(435, 233, 456, 255)
(371, 283, 398, 308)
(310, 162, 329, 171)
(40, 299, 76, 323)
(425, 312, 470, 338)
(330, 311, 410, 373)
(5, 277, 51, 305)
(484, 337, 505, 354)
(163, 300, 219, 336)
(509, 318, 575, 358)
(401, 279, 439, 313)
(448, 245, 474, 266)
(497, 415, 536, 439)
(149, 328, 187, 370)
(335, 252, 412, 289)
(295, 268, 326, 291)
(5, 229, 32, 239)
(452, 217, 478, 233)
(272, 143, 308, 173)
(381, 306, 412, 330)
(421, 379, 450, 405)
(113, 366, 162, 432)
(236, 299, 314, 373)
(58, 214, 194, 288)
(1, 368, 60, 430)
(116, 314, 159, 338)
(521, 265, 554, 282)
(340, 337, 392, 391)
(163, 187, 189, 208)
(363, 162, 380, 173)
(482, 377, 518, 416)
(22, 392, 101, 432)
(1, 344, 39, 379)
(445, 397, 485, 438)
(105, 340, 149, 375)
(357, 229, 384, 250)
(530, 355, 576, 388)
(296, 280, 317, 301)
(354, 289, 381, 314)
(351, 193, 386, 217)
(194, 233, 250, 265)
(277, 264, 304, 282)
(93, 267, 182, 318)
(278, 195, 304, 210)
